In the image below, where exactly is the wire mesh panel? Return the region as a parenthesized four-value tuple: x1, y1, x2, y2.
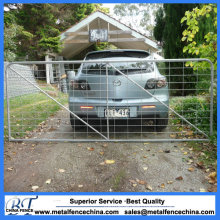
(4, 63, 39, 98)
(5, 58, 214, 142)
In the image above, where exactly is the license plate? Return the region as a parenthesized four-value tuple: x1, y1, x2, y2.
(104, 108, 129, 118)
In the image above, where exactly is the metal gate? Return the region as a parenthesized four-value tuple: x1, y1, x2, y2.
(5, 58, 214, 142)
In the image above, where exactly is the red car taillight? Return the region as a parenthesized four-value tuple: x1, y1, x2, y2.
(70, 80, 90, 90)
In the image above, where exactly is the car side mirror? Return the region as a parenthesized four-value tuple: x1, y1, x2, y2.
(67, 70, 76, 80)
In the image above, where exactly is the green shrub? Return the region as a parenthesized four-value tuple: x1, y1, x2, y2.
(171, 95, 217, 144)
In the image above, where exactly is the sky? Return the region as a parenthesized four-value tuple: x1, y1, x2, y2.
(102, 3, 157, 37)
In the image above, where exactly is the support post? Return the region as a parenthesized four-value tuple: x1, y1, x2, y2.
(45, 54, 50, 84)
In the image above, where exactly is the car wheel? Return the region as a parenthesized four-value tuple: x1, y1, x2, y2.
(70, 114, 84, 129)
(156, 113, 168, 131)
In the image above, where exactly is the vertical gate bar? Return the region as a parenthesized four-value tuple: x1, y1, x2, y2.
(196, 65, 199, 135)
(182, 62, 184, 133)
(106, 63, 110, 140)
(210, 61, 214, 136)
(5, 64, 11, 140)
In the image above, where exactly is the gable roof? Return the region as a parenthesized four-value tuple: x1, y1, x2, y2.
(60, 10, 159, 59)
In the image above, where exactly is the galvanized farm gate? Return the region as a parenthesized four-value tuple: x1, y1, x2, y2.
(5, 58, 214, 142)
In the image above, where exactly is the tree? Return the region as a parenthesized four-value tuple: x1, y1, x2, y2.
(4, 3, 109, 61)
(54, 4, 109, 32)
(113, 4, 162, 37)
(153, 7, 165, 44)
(4, 7, 33, 61)
(153, 4, 198, 95)
(15, 4, 62, 60)
(181, 4, 217, 140)
(181, 4, 217, 70)
(162, 4, 198, 59)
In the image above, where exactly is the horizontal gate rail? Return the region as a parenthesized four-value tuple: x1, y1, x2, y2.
(7, 139, 210, 143)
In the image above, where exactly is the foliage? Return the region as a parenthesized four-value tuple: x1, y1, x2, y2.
(160, 4, 198, 59)
(170, 4, 217, 144)
(172, 96, 210, 131)
(95, 4, 110, 14)
(94, 42, 117, 51)
(4, 3, 109, 61)
(14, 4, 62, 59)
(153, 7, 165, 44)
(4, 10, 33, 61)
(180, 4, 217, 142)
(171, 96, 217, 144)
(4, 24, 24, 61)
(181, 4, 217, 70)
(153, 4, 198, 95)
(54, 4, 109, 32)
(114, 3, 162, 37)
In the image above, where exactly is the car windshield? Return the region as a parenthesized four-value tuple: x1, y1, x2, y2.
(81, 52, 154, 75)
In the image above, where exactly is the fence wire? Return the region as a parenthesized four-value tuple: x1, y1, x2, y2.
(5, 59, 213, 142)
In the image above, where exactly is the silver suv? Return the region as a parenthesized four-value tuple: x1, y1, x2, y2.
(67, 50, 169, 131)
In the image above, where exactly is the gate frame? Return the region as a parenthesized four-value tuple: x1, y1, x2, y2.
(5, 58, 214, 142)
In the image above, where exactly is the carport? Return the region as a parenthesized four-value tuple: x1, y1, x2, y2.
(60, 10, 159, 58)
(45, 10, 160, 84)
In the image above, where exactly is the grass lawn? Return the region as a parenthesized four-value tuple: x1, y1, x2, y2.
(4, 83, 68, 139)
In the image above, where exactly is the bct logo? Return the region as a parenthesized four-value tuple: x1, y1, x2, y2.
(6, 196, 38, 210)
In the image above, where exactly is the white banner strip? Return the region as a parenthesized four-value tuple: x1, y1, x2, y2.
(5, 195, 215, 216)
